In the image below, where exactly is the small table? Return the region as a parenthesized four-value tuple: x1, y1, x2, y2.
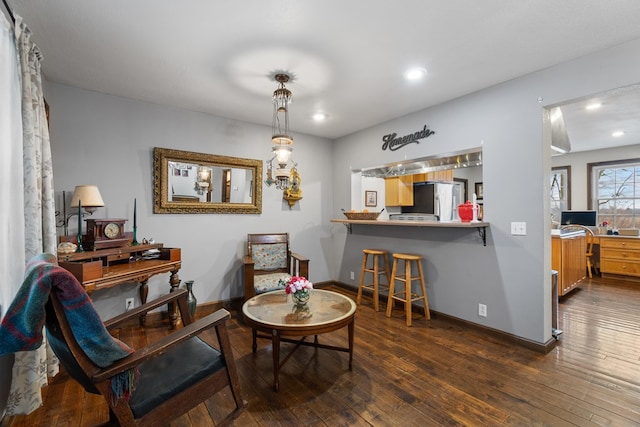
(242, 289, 356, 391)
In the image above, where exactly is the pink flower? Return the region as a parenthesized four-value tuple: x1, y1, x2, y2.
(282, 276, 313, 294)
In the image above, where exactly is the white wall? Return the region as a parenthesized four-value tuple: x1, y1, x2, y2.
(47, 36, 640, 346)
(47, 84, 334, 317)
(330, 37, 640, 346)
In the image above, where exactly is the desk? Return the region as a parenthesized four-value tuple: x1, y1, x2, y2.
(242, 289, 356, 391)
(58, 243, 182, 326)
(595, 235, 640, 281)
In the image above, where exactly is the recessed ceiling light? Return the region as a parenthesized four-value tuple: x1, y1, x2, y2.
(405, 67, 427, 81)
(312, 112, 327, 122)
(585, 102, 602, 110)
(612, 131, 625, 137)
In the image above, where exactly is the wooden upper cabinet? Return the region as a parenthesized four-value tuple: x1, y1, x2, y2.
(384, 170, 454, 206)
(385, 175, 413, 206)
(413, 170, 454, 182)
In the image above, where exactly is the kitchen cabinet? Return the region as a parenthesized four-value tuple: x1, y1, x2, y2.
(551, 231, 586, 296)
(385, 175, 413, 206)
(600, 236, 640, 280)
(413, 170, 454, 182)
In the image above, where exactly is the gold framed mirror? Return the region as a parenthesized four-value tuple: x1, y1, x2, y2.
(153, 147, 262, 214)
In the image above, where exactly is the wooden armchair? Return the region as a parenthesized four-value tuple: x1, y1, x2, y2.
(45, 280, 246, 426)
(243, 233, 309, 300)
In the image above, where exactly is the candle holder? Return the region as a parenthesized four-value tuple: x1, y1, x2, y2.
(76, 201, 84, 252)
(132, 198, 139, 245)
(132, 226, 139, 246)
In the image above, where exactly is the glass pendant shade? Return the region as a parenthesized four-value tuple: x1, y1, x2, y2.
(274, 145, 292, 167)
(271, 74, 293, 148)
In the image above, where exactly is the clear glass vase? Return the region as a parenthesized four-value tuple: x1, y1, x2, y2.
(292, 289, 310, 306)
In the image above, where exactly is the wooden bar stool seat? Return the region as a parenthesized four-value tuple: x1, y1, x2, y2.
(386, 253, 430, 326)
(356, 249, 391, 311)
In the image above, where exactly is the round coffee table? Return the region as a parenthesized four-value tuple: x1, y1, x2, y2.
(242, 289, 356, 391)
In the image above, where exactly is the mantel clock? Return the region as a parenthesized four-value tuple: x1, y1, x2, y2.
(85, 218, 129, 250)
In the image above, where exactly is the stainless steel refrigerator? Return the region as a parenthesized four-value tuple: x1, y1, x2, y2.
(402, 181, 462, 221)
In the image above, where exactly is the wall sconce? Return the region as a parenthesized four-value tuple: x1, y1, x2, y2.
(283, 166, 303, 208)
(56, 185, 105, 236)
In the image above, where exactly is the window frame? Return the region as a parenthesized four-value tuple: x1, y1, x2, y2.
(588, 157, 640, 229)
(551, 165, 571, 224)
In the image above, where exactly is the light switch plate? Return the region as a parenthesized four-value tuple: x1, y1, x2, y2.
(511, 222, 527, 235)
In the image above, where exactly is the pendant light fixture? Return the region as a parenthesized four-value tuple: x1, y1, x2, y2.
(265, 73, 302, 206)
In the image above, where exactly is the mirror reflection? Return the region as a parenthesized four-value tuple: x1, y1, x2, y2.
(168, 162, 254, 204)
(154, 147, 262, 214)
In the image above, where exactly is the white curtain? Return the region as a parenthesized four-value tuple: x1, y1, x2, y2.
(0, 6, 24, 321)
(1, 13, 59, 416)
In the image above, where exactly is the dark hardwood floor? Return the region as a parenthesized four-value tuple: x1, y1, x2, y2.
(4, 276, 640, 426)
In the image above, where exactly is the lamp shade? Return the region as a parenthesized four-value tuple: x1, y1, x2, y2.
(70, 185, 105, 208)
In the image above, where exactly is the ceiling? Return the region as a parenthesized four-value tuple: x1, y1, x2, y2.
(7, 1, 640, 152)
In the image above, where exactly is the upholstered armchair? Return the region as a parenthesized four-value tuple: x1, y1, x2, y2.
(243, 233, 309, 300)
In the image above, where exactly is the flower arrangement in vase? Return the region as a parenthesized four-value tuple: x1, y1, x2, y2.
(281, 276, 313, 306)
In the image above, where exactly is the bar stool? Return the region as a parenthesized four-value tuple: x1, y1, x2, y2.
(356, 249, 391, 311)
(386, 253, 430, 326)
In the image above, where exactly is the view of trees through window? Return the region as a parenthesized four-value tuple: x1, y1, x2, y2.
(551, 166, 570, 225)
(591, 160, 640, 229)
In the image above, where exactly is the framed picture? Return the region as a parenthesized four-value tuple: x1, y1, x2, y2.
(475, 182, 484, 200)
(365, 190, 377, 207)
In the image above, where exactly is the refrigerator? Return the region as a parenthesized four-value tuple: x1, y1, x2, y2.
(402, 181, 462, 221)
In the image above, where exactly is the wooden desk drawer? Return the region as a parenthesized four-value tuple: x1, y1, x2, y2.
(59, 260, 103, 282)
(601, 248, 640, 261)
(107, 253, 131, 263)
(600, 237, 640, 250)
(601, 259, 640, 276)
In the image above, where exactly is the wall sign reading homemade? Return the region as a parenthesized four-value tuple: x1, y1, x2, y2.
(381, 124, 435, 151)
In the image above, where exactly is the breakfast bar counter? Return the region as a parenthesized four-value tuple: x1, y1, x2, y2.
(331, 218, 490, 245)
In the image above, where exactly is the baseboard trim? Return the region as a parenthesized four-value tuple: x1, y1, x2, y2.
(113, 281, 555, 354)
(330, 280, 555, 354)
(113, 298, 242, 329)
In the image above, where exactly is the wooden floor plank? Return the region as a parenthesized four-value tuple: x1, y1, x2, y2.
(4, 275, 640, 426)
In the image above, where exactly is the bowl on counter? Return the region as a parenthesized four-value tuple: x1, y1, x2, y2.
(342, 210, 382, 220)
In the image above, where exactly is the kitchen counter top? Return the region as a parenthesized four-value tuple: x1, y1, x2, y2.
(331, 218, 489, 245)
(331, 218, 489, 227)
(551, 229, 586, 238)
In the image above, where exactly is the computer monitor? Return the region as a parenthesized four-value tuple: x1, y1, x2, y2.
(560, 210, 597, 226)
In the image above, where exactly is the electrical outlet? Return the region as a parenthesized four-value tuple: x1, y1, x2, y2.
(511, 222, 527, 236)
(478, 303, 487, 317)
(125, 297, 134, 311)
(350, 271, 355, 280)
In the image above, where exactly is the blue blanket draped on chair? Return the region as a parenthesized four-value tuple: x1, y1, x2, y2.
(0, 253, 137, 401)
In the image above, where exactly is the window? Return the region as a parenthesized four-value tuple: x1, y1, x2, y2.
(550, 166, 571, 225)
(589, 159, 640, 229)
